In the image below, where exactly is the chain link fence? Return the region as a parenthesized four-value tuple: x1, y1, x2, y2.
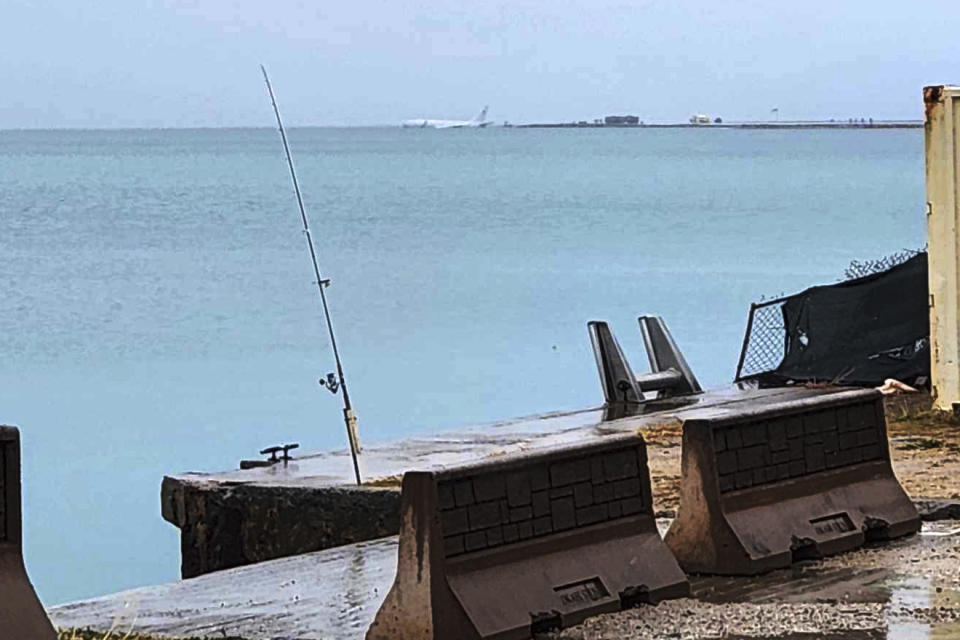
(734, 299, 788, 381)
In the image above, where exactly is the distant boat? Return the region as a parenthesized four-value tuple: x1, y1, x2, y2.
(402, 106, 492, 129)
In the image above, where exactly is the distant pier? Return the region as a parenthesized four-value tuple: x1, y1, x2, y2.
(515, 120, 922, 129)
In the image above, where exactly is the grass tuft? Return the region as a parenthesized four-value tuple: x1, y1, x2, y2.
(894, 436, 944, 451)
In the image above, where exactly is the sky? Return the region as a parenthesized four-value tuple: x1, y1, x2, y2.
(2, 0, 959, 128)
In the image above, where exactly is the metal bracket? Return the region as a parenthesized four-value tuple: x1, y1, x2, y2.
(589, 316, 702, 407)
(239, 442, 300, 470)
(260, 442, 299, 462)
(638, 315, 702, 396)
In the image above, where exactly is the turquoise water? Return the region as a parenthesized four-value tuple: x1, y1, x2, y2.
(0, 127, 924, 604)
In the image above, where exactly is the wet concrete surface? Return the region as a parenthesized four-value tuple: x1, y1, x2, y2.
(169, 387, 832, 490)
(162, 387, 859, 577)
(50, 520, 960, 640)
(51, 537, 399, 640)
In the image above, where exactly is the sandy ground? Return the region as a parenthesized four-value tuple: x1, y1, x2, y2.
(884, 395, 960, 502)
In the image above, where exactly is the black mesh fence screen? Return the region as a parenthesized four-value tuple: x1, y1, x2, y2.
(735, 253, 929, 387)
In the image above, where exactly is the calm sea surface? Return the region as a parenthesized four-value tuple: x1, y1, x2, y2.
(0, 127, 924, 604)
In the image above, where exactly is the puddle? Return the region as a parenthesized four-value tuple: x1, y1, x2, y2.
(885, 576, 960, 639)
(685, 522, 960, 640)
(692, 565, 894, 605)
(919, 523, 960, 537)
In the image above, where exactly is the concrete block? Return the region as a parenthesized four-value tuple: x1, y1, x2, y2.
(368, 433, 688, 639)
(666, 389, 920, 575)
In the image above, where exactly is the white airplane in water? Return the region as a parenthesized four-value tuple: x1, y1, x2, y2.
(401, 106, 492, 129)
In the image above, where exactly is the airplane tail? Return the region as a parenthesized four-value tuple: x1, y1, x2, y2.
(473, 105, 489, 123)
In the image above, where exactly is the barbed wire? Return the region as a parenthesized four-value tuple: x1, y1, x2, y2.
(843, 248, 924, 281)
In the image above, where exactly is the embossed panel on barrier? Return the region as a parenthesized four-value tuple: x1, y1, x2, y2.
(711, 403, 885, 493)
(436, 446, 650, 558)
(368, 434, 688, 640)
(665, 390, 920, 575)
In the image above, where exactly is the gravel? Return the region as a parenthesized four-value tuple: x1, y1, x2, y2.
(539, 521, 960, 640)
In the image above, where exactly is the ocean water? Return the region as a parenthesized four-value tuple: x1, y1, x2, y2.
(0, 127, 924, 604)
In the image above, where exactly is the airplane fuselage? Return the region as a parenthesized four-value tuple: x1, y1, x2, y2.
(401, 119, 492, 129)
(401, 106, 492, 129)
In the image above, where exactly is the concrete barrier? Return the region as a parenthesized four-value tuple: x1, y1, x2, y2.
(665, 389, 920, 575)
(367, 433, 689, 640)
(0, 426, 57, 639)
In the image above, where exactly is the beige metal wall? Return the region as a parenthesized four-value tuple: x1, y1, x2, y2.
(924, 85, 960, 410)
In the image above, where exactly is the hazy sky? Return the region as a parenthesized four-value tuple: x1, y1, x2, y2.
(3, 0, 959, 128)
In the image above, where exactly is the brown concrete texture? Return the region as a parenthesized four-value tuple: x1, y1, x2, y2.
(664, 390, 920, 574)
(368, 434, 688, 639)
(644, 394, 960, 519)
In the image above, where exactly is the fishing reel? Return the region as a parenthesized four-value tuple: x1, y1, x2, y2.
(319, 372, 340, 394)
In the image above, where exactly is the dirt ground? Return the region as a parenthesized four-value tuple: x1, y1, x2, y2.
(545, 391, 960, 640)
(642, 392, 960, 518)
(883, 394, 960, 502)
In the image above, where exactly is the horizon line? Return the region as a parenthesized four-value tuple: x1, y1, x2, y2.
(0, 118, 924, 133)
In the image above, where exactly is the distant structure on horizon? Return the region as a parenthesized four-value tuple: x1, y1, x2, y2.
(604, 115, 640, 126)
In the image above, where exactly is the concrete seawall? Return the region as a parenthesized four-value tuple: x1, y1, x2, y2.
(161, 386, 852, 578)
(162, 478, 400, 579)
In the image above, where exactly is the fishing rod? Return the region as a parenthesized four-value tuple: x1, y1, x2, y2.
(260, 65, 362, 486)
